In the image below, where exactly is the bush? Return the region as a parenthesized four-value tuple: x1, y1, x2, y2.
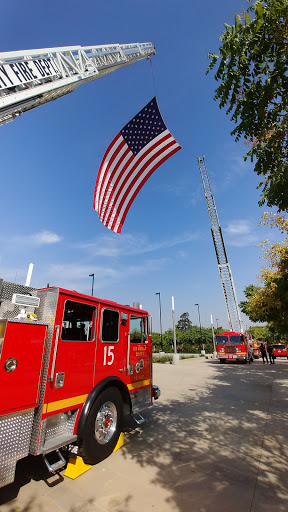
(153, 355, 173, 364)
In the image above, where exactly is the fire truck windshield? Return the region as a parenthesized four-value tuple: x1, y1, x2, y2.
(216, 335, 229, 344)
(216, 335, 245, 345)
(229, 335, 244, 345)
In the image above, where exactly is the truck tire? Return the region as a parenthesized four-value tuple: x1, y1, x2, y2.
(79, 387, 123, 465)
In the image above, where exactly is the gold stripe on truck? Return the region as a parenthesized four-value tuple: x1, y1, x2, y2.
(44, 394, 88, 414)
(43, 380, 151, 415)
(128, 379, 151, 391)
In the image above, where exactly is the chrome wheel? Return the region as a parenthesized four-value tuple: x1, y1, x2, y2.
(95, 401, 117, 445)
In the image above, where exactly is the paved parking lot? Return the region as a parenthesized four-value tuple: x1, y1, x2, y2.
(1, 357, 288, 512)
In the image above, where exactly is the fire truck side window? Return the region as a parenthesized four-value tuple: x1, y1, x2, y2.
(130, 315, 147, 343)
(61, 301, 96, 342)
(101, 309, 119, 343)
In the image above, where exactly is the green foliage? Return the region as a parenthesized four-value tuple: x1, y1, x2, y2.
(207, 0, 288, 211)
(248, 325, 277, 343)
(151, 332, 161, 349)
(239, 284, 260, 318)
(153, 354, 173, 364)
(153, 325, 216, 353)
(239, 251, 288, 338)
(176, 312, 192, 331)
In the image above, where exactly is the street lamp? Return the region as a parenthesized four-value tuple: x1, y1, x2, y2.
(89, 273, 94, 296)
(155, 292, 163, 351)
(195, 303, 204, 352)
(216, 318, 219, 332)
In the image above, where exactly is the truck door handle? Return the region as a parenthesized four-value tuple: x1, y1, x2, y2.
(55, 372, 65, 389)
(48, 325, 60, 383)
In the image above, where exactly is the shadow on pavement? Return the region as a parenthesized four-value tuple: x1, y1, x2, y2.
(0, 359, 287, 512)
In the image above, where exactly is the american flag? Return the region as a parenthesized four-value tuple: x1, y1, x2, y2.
(93, 97, 181, 233)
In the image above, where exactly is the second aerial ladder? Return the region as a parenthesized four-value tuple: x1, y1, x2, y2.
(197, 155, 243, 333)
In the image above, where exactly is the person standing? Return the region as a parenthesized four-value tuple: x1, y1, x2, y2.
(260, 342, 268, 364)
(268, 344, 275, 364)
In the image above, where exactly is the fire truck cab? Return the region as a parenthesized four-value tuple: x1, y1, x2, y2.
(0, 279, 160, 488)
(215, 331, 254, 364)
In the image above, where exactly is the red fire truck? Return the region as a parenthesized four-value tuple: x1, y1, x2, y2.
(215, 331, 254, 364)
(245, 332, 261, 359)
(0, 278, 160, 488)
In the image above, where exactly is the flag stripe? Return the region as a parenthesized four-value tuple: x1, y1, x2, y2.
(115, 145, 181, 233)
(109, 137, 178, 232)
(101, 131, 172, 226)
(99, 144, 134, 220)
(93, 132, 123, 211)
(98, 140, 128, 213)
(111, 141, 180, 233)
(96, 138, 126, 213)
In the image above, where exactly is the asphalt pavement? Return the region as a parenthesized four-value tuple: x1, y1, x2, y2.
(0, 357, 287, 512)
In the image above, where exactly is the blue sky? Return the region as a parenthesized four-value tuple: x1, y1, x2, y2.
(0, 0, 281, 332)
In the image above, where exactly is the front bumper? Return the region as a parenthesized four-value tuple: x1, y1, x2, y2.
(218, 354, 246, 361)
(153, 384, 161, 400)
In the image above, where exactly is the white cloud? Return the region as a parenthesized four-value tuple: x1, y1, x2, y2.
(79, 231, 199, 258)
(43, 257, 169, 292)
(224, 220, 252, 236)
(30, 230, 62, 245)
(223, 219, 259, 247)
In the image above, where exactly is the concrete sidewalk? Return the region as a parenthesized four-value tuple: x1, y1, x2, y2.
(0, 358, 287, 512)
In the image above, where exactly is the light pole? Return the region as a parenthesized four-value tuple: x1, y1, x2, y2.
(216, 318, 219, 333)
(156, 292, 163, 351)
(89, 273, 94, 296)
(172, 296, 177, 354)
(195, 303, 204, 352)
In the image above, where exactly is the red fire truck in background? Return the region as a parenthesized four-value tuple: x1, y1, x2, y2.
(215, 331, 254, 364)
(0, 278, 160, 488)
(251, 340, 261, 359)
(245, 332, 261, 359)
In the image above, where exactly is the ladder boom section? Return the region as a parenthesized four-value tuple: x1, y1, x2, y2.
(197, 155, 243, 333)
(0, 42, 155, 125)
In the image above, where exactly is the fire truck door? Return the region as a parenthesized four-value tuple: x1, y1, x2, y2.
(45, 298, 97, 413)
(0, 320, 47, 414)
(127, 314, 151, 390)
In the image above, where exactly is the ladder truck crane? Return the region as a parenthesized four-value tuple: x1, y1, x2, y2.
(197, 156, 254, 364)
(0, 42, 155, 126)
(197, 156, 244, 333)
(0, 42, 160, 489)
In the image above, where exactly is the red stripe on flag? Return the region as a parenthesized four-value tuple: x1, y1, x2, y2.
(110, 137, 177, 232)
(109, 139, 179, 232)
(93, 132, 122, 210)
(101, 132, 173, 227)
(114, 144, 181, 233)
(99, 146, 132, 219)
(96, 138, 126, 213)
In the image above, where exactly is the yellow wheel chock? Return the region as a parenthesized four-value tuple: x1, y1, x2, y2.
(113, 431, 125, 452)
(64, 432, 125, 480)
(63, 455, 92, 479)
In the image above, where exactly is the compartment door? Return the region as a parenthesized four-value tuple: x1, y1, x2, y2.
(0, 320, 47, 414)
(127, 314, 152, 408)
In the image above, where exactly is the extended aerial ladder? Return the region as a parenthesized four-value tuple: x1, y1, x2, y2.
(0, 42, 155, 126)
(197, 155, 243, 333)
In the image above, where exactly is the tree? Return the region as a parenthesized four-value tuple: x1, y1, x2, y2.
(239, 212, 288, 337)
(207, 0, 288, 211)
(176, 312, 192, 331)
(239, 284, 260, 319)
(248, 325, 277, 343)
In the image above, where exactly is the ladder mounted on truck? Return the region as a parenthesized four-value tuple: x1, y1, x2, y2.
(0, 42, 155, 126)
(197, 155, 243, 333)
